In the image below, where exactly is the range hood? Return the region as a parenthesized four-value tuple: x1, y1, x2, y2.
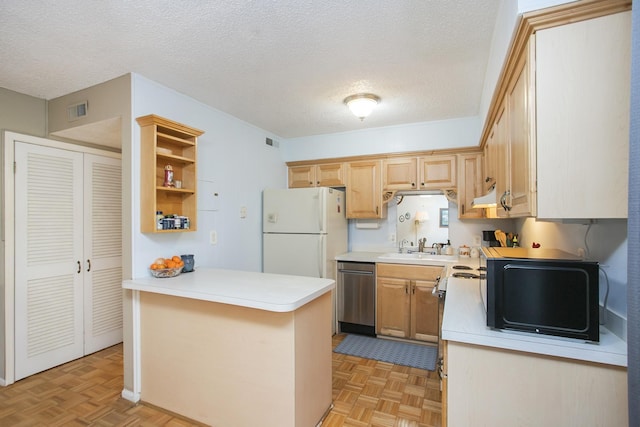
(471, 185, 497, 208)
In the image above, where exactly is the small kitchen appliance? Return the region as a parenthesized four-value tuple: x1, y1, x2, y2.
(482, 230, 501, 247)
(481, 247, 600, 342)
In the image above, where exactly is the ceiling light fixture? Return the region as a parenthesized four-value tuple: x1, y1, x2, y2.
(344, 93, 381, 120)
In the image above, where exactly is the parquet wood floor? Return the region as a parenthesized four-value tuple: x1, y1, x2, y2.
(326, 334, 442, 427)
(0, 334, 441, 426)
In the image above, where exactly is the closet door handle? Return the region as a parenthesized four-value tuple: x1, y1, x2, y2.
(87, 259, 91, 272)
(77, 261, 81, 274)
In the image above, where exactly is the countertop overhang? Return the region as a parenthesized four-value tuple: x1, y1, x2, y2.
(122, 268, 334, 312)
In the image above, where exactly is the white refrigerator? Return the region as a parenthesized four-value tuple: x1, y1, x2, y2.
(262, 187, 347, 280)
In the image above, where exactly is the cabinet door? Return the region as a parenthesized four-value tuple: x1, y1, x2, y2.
(411, 280, 439, 343)
(483, 127, 497, 194)
(458, 153, 485, 219)
(346, 160, 386, 219)
(376, 277, 410, 338)
(419, 155, 457, 189)
(317, 163, 345, 187)
(494, 103, 510, 218)
(83, 154, 123, 354)
(505, 40, 536, 217)
(536, 12, 630, 219)
(288, 165, 316, 188)
(14, 142, 85, 381)
(383, 158, 417, 190)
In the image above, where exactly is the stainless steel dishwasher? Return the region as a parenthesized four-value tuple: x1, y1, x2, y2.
(337, 261, 376, 336)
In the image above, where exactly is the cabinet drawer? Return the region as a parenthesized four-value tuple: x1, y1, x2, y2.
(377, 263, 443, 281)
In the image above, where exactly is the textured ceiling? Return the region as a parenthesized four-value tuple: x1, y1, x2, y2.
(0, 0, 501, 139)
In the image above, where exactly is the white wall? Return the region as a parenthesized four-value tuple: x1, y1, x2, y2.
(518, 218, 628, 318)
(131, 74, 286, 277)
(281, 116, 481, 162)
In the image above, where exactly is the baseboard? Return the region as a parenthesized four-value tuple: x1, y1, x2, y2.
(0, 377, 6, 387)
(121, 388, 140, 403)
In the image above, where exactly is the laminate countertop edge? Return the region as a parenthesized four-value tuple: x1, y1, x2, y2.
(122, 267, 335, 313)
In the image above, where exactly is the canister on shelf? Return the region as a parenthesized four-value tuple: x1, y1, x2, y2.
(163, 164, 174, 187)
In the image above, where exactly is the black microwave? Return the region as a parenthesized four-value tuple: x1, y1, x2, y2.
(481, 247, 600, 342)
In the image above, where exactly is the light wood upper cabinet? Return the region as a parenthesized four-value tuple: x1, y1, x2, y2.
(504, 42, 537, 217)
(419, 155, 457, 190)
(383, 158, 418, 190)
(288, 165, 315, 188)
(483, 126, 498, 194)
(535, 11, 630, 219)
(484, 8, 630, 220)
(137, 114, 203, 233)
(288, 163, 345, 188)
(491, 39, 537, 218)
(458, 153, 485, 219)
(346, 160, 386, 219)
(376, 263, 441, 343)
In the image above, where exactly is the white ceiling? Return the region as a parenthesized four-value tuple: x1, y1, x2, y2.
(0, 0, 501, 139)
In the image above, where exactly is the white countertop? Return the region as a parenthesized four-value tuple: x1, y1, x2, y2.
(442, 278, 628, 367)
(122, 268, 334, 313)
(336, 251, 480, 267)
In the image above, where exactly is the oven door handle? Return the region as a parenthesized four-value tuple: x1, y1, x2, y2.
(432, 276, 445, 298)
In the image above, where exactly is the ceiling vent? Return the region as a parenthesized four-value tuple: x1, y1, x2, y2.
(67, 101, 88, 122)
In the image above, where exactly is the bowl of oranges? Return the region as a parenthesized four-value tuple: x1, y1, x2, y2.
(149, 256, 185, 278)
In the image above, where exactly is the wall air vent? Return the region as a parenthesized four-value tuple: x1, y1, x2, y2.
(265, 137, 279, 147)
(67, 101, 88, 122)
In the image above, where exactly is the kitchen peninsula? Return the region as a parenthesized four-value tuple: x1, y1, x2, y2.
(122, 268, 334, 427)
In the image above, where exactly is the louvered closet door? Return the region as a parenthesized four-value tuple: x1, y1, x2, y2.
(14, 142, 84, 380)
(83, 154, 122, 354)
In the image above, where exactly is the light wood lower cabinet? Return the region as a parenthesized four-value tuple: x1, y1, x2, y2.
(445, 341, 627, 427)
(376, 263, 442, 342)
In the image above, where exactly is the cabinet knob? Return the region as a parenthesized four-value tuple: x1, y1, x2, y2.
(411, 182, 416, 187)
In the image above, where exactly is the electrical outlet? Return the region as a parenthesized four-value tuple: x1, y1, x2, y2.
(210, 230, 217, 245)
(240, 206, 247, 218)
(577, 247, 585, 258)
(389, 233, 396, 242)
(473, 235, 482, 246)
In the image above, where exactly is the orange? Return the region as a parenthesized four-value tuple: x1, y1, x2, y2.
(172, 255, 181, 263)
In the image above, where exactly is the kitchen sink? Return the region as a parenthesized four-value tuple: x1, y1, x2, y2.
(378, 252, 459, 262)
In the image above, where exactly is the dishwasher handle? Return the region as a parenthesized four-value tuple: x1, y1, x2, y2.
(338, 269, 374, 275)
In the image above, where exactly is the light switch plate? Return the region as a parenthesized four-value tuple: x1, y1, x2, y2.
(210, 230, 217, 245)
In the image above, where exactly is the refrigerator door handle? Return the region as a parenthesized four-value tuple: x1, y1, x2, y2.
(318, 238, 323, 277)
(319, 190, 326, 233)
